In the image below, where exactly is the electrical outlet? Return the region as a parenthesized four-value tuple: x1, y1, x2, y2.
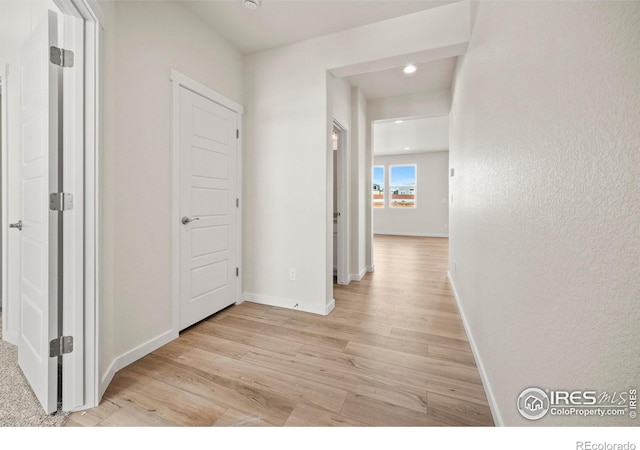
(289, 268, 296, 281)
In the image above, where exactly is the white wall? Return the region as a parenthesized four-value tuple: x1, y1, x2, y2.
(449, 1, 640, 426)
(374, 151, 448, 237)
(0, 0, 61, 344)
(98, 0, 244, 391)
(367, 88, 451, 122)
(243, 1, 471, 315)
(329, 74, 351, 128)
(350, 87, 367, 279)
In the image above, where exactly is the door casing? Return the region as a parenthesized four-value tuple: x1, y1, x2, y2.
(55, 0, 103, 412)
(1, 64, 9, 343)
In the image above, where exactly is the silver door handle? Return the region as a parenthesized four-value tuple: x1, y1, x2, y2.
(9, 220, 22, 231)
(181, 216, 200, 225)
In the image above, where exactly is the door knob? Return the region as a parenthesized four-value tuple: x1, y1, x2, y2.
(181, 216, 200, 225)
(9, 220, 22, 231)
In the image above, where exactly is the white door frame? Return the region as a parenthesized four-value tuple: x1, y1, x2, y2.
(332, 119, 350, 286)
(170, 70, 244, 335)
(51, 0, 103, 411)
(1, 64, 10, 343)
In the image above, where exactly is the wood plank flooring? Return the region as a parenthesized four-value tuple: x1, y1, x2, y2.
(66, 235, 493, 427)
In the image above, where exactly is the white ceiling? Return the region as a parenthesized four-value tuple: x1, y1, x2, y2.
(346, 57, 457, 100)
(182, 0, 457, 55)
(179, 0, 456, 155)
(373, 116, 449, 156)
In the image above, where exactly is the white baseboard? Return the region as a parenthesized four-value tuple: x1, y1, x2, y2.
(367, 265, 375, 273)
(448, 271, 503, 426)
(350, 267, 367, 282)
(98, 328, 178, 401)
(115, 329, 177, 371)
(325, 298, 335, 315)
(244, 292, 333, 316)
(374, 231, 449, 238)
(99, 359, 117, 400)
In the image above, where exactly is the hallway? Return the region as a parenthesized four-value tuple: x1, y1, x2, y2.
(66, 236, 493, 426)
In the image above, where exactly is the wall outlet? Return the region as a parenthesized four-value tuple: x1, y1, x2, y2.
(289, 268, 296, 281)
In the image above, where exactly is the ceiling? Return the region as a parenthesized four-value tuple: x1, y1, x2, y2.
(179, 0, 456, 156)
(346, 57, 457, 100)
(182, 0, 457, 55)
(373, 116, 449, 156)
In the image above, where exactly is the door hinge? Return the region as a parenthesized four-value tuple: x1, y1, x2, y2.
(50, 336, 74, 357)
(236, 198, 239, 208)
(50, 193, 73, 211)
(50, 46, 74, 68)
(236, 267, 239, 277)
(236, 129, 239, 139)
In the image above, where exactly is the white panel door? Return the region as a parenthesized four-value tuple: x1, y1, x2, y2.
(180, 87, 238, 330)
(18, 10, 60, 414)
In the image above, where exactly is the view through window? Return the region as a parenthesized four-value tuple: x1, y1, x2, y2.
(390, 165, 416, 208)
(372, 166, 384, 208)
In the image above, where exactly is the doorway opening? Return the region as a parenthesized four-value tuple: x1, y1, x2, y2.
(332, 120, 348, 287)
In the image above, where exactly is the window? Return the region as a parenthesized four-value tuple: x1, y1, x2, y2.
(390, 165, 416, 208)
(372, 166, 384, 208)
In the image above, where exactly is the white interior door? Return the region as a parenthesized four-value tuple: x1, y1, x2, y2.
(179, 87, 238, 330)
(18, 10, 60, 414)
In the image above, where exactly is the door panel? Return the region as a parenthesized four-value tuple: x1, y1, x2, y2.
(19, 10, 59, 414)
(180, 88, 238, 330)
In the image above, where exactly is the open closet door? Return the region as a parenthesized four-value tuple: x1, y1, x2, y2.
(18, 10, 60, 414)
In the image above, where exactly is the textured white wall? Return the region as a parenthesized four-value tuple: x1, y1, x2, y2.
(450, 1, 640, 426)
(374, 151, 449, 237)
(98, 1, 243, 382)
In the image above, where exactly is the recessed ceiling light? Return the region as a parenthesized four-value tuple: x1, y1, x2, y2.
(243, 0, 260, 10)
(404, 147, 411, 151)
(403, 64, 417, 74)
(395, 120, 403, 124)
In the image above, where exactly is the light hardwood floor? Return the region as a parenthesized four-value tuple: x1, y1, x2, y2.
(66, 235, 493, 427)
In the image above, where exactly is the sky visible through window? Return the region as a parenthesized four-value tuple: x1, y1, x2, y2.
(390, 165, 416, 186)
(373, 166, 384, 188)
